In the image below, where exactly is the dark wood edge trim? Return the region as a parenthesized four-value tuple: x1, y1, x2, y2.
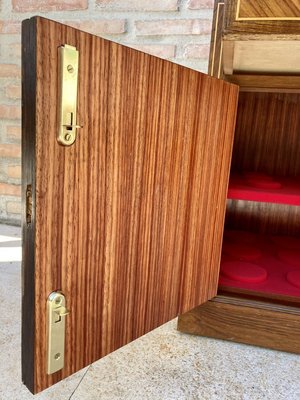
(218, 287, 300, 308)
(22, 17, 37, 394)
(213, 295, 300, 315)
(208, 0, 225, 78)
(177, 296, 300, 354)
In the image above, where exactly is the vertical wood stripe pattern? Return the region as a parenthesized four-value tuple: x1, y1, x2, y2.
(22, 17, 239, 393)
(227, 92, 300, 238)
(232, 92, 300, 177)
(226, 200, 300, 236)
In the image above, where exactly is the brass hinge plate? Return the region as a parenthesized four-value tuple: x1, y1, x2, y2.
(47, 291, 70, 374)
(57, 44, 80, 146)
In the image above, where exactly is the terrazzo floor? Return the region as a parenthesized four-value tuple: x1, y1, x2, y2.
(1, 223, 300, 400)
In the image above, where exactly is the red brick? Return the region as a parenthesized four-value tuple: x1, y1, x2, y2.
(136, 19, 212, 36)
(7, 165, 21, 179)
(5, 43, 22, 59)
(0, 20, 21, 34)
(187, 0, 214, 9)
(96, 0, 178, 11)
(0, 144, 21, 158)
(6, 125, 21, 140)
(74, 20, 126, 34)
(130, 44, 176, 59)
(12, 0, 88, 12)
(0, 64, 21, 78)
(6, 85, 21, 99)
(184, 43, 210, 59)
(0, 183, 21, 196)
(0, 105, 21, 120)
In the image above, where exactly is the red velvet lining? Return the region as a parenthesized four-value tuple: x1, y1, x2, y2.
(219, 230, 300, 297)
(227, 172, 300, 206)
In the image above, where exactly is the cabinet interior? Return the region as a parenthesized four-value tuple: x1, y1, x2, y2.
(218, 91, 300, 299)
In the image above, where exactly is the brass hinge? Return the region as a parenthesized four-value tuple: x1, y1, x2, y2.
(47, 292, 70, 374)
(57, 44, 81, 146)
(26, 184, 32, 225)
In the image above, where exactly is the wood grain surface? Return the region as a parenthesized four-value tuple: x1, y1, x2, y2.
(178, 296, 300, 354)
(208, 0, 225, 79)
(232, 92, 300, 176)
(238, 0, 300, 19)
(225, 74, 300, 92)
(21, 19, 36, 392)
(224, 0, 300, 36)
(225, 200, 300, 236)
(22, 17, 239, 393)
(227, 92, 300, 238)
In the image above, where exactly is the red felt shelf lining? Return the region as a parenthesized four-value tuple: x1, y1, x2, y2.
(219, 230, 300, 298)
(227, 172, 300, 206)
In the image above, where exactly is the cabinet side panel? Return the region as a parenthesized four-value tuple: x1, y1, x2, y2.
(21, 18, 37, 394)
(232, 92, 300, 177)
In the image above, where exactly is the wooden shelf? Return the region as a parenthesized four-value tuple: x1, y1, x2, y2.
(228, 173, 300, 206)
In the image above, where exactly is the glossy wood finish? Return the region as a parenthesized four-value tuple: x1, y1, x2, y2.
(221, 0, 300, 86)
(224, 0, 300, 36)
(232, 92, 300, 176)
(21, 19, 36, 392)
(237, 0, 300, 20)
(225, 200, 300, 236)
(226, 74, 300, 92)
(208, 0, 224, 79)
(178, 1, 300, 355)
(178, 296, 300, 354)
(22, 17, 239, 393)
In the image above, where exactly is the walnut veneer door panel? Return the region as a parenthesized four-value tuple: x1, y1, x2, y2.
(22, 17, 239, 393)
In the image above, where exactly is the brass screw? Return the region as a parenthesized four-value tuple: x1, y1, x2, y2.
(65, 133, 72, 142)
(67, 64, 74, 73)
(55, 297, 62, 305)
(54, 353, 61, 360)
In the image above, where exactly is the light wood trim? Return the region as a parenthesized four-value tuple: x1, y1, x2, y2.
(225, 74, 300, 91)
(210, 1, 225, 78)
(222, 41, 234, 75)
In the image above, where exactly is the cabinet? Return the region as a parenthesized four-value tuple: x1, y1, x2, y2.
(178, 0, 300, 354)
(22, 5, 300, 393)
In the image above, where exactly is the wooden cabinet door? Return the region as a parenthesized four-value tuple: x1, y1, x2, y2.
(22, 16, 239, 394)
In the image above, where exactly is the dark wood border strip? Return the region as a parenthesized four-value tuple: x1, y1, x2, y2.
(208, 0, 224, 79)
(178, 296, 300, 354)
(21, 17, 37, 393)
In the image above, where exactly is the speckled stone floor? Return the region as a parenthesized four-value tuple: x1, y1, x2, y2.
(1, 223, 300, 400)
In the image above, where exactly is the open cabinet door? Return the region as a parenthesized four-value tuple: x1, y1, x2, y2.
(22, 16, 239, 394)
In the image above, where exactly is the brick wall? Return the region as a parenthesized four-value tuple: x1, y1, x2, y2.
(0, 0, 214, 225)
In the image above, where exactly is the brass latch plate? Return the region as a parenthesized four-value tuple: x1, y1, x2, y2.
(57, 44, 80, 146)
(47, 292, 69, 374)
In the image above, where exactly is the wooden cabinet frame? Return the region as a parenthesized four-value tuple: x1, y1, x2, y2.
(178, 0, 300, 353)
